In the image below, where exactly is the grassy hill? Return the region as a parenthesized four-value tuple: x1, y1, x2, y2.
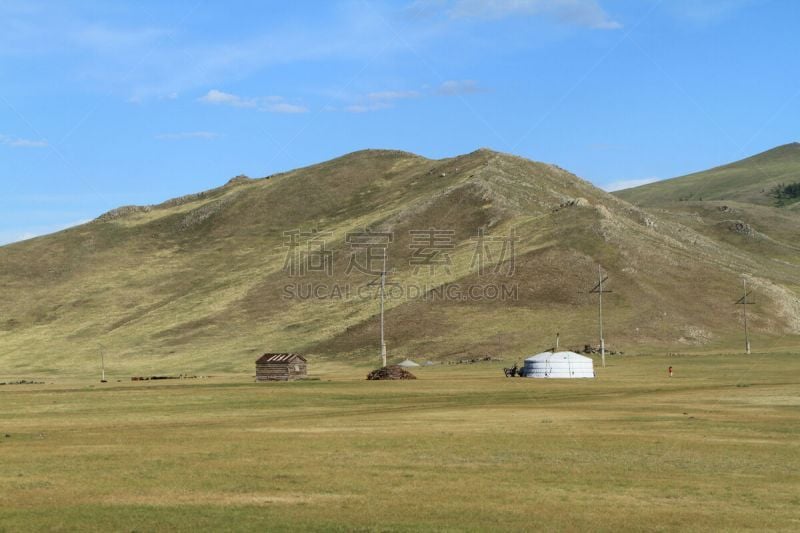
(615, 143, 800, 207)
(612, 143, 800, 328)
(1, 149, 799, 378)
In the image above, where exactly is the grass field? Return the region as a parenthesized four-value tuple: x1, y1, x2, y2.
(1, 354, 798, 532)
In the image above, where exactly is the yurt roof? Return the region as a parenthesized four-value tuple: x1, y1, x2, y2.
(397, 359, 421, 367)
(524, 351, 592, 362)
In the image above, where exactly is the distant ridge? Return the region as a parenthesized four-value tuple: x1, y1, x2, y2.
(614, 143, 800, 207)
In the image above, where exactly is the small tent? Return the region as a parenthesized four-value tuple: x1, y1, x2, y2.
(523, 351, 594, 379)
(397, 359, 420, 368)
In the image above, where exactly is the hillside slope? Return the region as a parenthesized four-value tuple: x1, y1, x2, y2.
(615, 143, 800, 207)
(1, 149, 798, 377)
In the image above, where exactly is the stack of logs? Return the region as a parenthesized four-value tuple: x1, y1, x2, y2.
(579, 345, 623, 355)
(366, 365, 417, 380)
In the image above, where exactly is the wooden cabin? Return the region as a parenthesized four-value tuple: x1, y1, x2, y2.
(255, 353, 307, 382)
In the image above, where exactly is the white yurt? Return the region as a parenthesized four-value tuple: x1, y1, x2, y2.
(397, 359, 421, 368)
(523, 351, 595, 379)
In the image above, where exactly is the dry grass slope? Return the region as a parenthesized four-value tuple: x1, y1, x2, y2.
(0, 149, 798, 378)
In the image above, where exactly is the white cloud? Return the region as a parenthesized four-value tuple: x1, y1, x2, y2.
(367, 90, 421, 101)
(198, 90, 308, 113)
(404, 0, 450, 20)
(603, 177, 661, 192)
(345, 103, 392, 113)
(263, 102, 309, 114)
(198, 89, 257, 108)
(336, 81, 485, 112)
(343, 89, 420, 113)
(437, 79, 486, 95)
(0, 4, 444, 101)
(155, 131, 219, 141)
(446, 0, 622, 29)
(8, 138, 48, 148)
(664, 0, 754, 25)
(0, 134, 48, 148)
(74, 7, 424, 101)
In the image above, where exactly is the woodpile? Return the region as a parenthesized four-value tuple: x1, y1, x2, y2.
(366, 365, 417, 380)
(579, 345, 623, 355)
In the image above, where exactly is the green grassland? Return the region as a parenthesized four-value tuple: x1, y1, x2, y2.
(1, 354, 798, 531)
(615, 143, 800, 207)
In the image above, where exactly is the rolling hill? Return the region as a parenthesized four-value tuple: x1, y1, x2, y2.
(613, 143, 800, 291)
(1, 148, 798, 378)
(615, 142, 800, 208)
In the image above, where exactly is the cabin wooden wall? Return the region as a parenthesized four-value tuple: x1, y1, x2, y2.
(256, 362, 307, 382)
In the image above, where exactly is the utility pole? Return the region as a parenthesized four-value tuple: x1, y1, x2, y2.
(367, 249, 390, 367)
(735, 278, 754, 354)
(99, 344, 107, 382)
(589, 265, 612, 368)
(555, 332, 560, 351)
(380, 248, 387, 368)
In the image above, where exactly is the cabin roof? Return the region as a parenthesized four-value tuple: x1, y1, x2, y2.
(256, 353, 306, 364)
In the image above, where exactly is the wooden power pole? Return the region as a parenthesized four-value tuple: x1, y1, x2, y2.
(99, 344, 107, 382)
(368, 248, 390, 367)
(380, 248, 387, 367)
(735, 278, 754, 354)
(589, 265, 612, 368)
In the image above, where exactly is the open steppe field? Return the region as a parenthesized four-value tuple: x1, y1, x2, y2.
(1, 353, 799, 532)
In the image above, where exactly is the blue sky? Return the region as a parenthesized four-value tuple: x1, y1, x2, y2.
(1, 0, 798, 244)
